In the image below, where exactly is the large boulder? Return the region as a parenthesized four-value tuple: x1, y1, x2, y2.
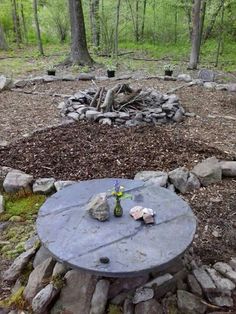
(51, 270, 97, 314)
(135, 299, 163, 314)
(192, 157, 222, 186)
(23, 257, 56, 302)
(219, 161, 236, 177)
(134, 170, 168, 187)
(2, 247, 36, 282)
(33, 178, 55, 195)
(0, 75, 12, 91)
(32, 283, 59, 314)
(3, 169, 34, 193)
(168, 167, 200, 193)
(33, 246, 52, 268)
(177, 290, 207, 314)
(90, 279, 110, 314)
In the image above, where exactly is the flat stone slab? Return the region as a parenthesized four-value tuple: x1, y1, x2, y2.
(37, 179, 196, 277)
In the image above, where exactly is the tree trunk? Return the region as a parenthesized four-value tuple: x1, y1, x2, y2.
(33, 0, 44, 55)
(21, 1, 28, 43)
(197, 0, 206, 62)
(89, 0, 100, 47)
(114, 0, 121, 58)
(215, 0, 225, 67)
(188, 0, 201, 69)
(11, 0, 22, 47)
(135, 0, 140, 42)
(141, 0, 147, 41)
(68, 0, 93, 65)
(0, 24, 7, 50)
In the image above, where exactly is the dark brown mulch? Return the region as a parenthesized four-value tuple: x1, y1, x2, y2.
(0, 121, 229, 181)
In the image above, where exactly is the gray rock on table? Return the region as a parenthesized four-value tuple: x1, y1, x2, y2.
(86, 192, 110, 222)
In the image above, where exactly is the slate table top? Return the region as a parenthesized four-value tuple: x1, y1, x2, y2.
(37, 178, 196, 277)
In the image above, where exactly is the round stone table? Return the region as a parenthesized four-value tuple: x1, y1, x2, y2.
(37, 178, 196, 277)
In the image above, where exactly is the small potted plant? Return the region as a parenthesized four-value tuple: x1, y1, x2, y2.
(164, 64, 174, 76)
(47, 63, 56, 76)
(106, 60, 116, 78)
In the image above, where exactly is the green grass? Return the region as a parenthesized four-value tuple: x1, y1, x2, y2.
(1, 193, 46, 221)
(0, 39, 235, 77)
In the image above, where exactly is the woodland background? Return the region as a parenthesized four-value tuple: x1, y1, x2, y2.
(0, 0, 235, 74)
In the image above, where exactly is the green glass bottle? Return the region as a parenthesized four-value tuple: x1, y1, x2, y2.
(114, 197, 123, 217)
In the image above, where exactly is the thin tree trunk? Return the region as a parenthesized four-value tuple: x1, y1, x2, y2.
(33, 0, 44, 55)
(68, 0, 93, 65)
(12, 0, 22, 47)
(135, 0, 140, 42)
(153, 0, 157, 44)
(89, 0, 100, 47)
(188, 0, 201, 69)
(215, 0, 225, 67)
(141, 0, 147, 41)
(0, 24, 7, 50)
(174, 5, 178, 44)
(204, 2, 224, 41)
(197, 0, 206, 62)
(126, 0, 136, 42)
(21, 1, 28, 43)
(114, 0, 121, 58)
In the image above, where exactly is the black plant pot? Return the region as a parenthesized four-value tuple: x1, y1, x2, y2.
(164, 70, 173, 76)
(47, 70, 56, 76)
(107, 70, 115, 78)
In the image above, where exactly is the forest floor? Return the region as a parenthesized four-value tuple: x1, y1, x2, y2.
(0, 64, 236, 305)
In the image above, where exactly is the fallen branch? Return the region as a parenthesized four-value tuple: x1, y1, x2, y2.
(90, 87, 102, 107)
(10, 89, 72, 98)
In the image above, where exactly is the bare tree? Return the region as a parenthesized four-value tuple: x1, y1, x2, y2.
(68, 0, 93, 65)
(90, 0, 100, 47)
(215, 0, 225, 67)
(11, 0, 22, 47)
(197, 0, 206, 61)
(33, 0, 44, 55)
(0, 24, 8, 50)
(114, 0, 121, 58)
(188, 0, 201, 69)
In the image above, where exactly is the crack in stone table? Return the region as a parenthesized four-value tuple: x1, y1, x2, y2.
(37, 178, 196, 277)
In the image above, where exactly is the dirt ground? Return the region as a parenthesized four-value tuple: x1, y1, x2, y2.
(0, 74, 236, 305)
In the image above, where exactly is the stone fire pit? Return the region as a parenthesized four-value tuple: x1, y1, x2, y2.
(58, 84, 186, 126)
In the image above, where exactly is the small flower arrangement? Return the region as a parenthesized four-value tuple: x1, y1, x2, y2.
(111, 180, 131, 217)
